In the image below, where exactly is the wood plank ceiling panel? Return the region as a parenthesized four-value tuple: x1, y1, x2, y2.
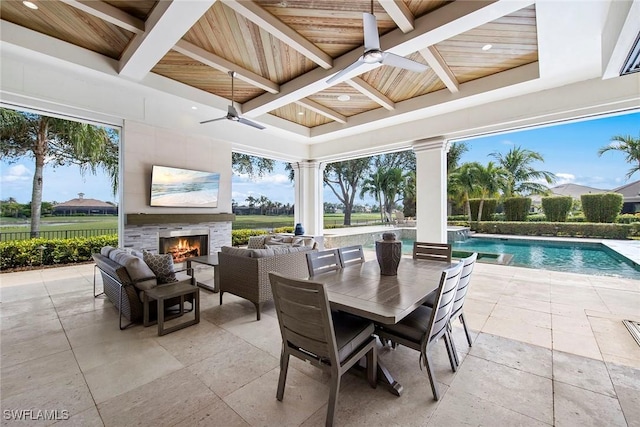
(152, 51, 265, 103)
(102, 0, 157, 20)
(270, 104, 333, 127)
(360, 53, 445, 102)
(308, 83, 380, 116)
(434, 5, 538, 84)
(182, 2, 316, 84)
(0, 0, 133, 59)
(404, 0, 451, 19)
(256, 0, 396, 58)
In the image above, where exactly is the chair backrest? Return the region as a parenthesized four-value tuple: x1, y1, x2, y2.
(427, 261, 464, 344)
(413, 241, 452, 263)
(307, 249, 342, 276)
(269, 272, 338, 365)
(451, 253, 478, 317)
(337, 245, 365, 268)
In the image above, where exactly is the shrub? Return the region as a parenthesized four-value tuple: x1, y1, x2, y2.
(0, 234, 118, 270)
(468, 198, 498, 221)
(503, 197, 531, 221)
(617, 213, 640, 224)
(473, 221, 636, 239)
(541, 196, 573, 222)
(581, 193, 623, 223)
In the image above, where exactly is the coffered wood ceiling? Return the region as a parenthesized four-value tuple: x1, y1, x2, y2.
(1, 0, 539, 134)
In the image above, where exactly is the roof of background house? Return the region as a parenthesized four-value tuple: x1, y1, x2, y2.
(53, 196, 115, 208)
(550, 183, 608, 199)
(613, 180, 640, 202)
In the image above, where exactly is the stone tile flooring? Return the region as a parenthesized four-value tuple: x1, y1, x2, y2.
(1, 258, 639, 426)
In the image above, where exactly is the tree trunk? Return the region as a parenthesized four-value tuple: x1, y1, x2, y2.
(477, 198, 485, 223)
(30, 155, 44, 238)
(343, 203, 353, 226)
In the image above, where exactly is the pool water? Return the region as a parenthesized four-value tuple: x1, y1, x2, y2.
(396, 238, 640, 279)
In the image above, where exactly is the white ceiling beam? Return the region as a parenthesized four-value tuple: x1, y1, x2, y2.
(602, 0, 640, 80)
(59, 0, 144, 34)
(419, 46, 459, 93)
(221, 0, 333, 69)
(295, 99, 347, 123)
(119, 0, 216, 80)
(243, 0, 533, 117)
(173, 40, 279, 94)
(346, 78, 395, 110)
(378, 0, 414, 33)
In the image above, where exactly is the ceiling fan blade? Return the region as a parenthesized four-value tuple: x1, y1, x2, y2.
(326, 58, 366, 84)
(382, 53, 428, 73)
(200, 116, 227, 125)
(238, 117, 266, 130)
(363, 12, 380, 51)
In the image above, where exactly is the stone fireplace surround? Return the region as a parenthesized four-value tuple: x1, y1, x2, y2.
(123, 214, 234, 257)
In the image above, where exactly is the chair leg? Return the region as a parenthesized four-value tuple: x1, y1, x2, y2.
(366, 346, 378, 388)
(443, 332, 457, 372)
(459, 312, 473, 347)
(219, 291, 223, 305)
(424, 351, 440, 401)
(447, 328, 460, 368)
(326, 373, 341, 427)
(276, 350, 290, 401)
(254, 302, 261, 321)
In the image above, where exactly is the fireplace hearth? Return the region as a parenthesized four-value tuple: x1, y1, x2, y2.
(159, 229, 208, 263)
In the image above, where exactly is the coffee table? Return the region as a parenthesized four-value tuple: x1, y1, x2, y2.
(143, 282, 200, 336)
(187, 253, 219, 293)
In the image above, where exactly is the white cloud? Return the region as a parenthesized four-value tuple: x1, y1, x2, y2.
(255, 174, 291, 184)
(554, 173, 576, 185)
(501, 139, 515, 146)
(0, 164, 31, 183)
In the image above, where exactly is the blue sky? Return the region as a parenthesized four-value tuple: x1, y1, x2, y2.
(1, 111, 638, 205)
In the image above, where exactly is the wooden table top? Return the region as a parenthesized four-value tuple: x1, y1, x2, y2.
(187, 253, 219, 266)
(311, 258, 455, 325)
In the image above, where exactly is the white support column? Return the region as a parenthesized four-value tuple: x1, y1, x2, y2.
(293, 161, 325, 237)
(413, 137, 450, 243)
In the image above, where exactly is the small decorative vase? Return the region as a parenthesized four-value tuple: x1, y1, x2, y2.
(294, 223, 305, 236)
(376, 232, 402, 276)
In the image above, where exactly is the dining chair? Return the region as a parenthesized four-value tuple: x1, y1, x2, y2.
(307, 249, 342, 276)
(268, 272, 377, 427)
(413, 241, 452, 263)
(337, 245, 366, 268)
(375, 261, 464, 401)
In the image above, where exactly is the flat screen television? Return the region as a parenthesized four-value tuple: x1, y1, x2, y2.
(150, 165, 220, 207)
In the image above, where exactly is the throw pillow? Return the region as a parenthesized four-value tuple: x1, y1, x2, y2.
(247, 236, 267, 249)
(142, 251, 177, 284)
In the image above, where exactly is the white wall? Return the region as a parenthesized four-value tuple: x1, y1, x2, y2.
(123, 121, 233, 215)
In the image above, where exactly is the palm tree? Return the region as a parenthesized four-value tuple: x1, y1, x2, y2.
(490, 146, 555, 197)
(0, 109, 118, 237)
(360, 168, 386, 223)
(380, 167, 407, 217)
(598, 133, 640, 179)
(449, 162, 481, 222)
(475, 162, 507, 222)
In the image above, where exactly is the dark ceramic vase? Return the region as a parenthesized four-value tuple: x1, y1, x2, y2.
(375, 232, 402, 276)
(294, 223, 305, 236)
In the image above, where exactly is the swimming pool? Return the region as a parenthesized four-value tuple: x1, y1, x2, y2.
(394, 237, 640, 279)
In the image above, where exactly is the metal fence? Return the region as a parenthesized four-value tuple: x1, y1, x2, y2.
(0, 228, 118, 242)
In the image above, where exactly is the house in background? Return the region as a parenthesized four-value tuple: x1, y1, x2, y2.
(52, 193, 117, 216)
(614, 180, 640, 214)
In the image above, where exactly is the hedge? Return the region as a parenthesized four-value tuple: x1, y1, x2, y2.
(1, 234, 118, 270)
(541, 196, 573, 222)
(472, 221, 639, 239)
(230, 226, 294, 246)
(503, 197, 531, 221)
(469, 198, 498, 221)
(581, 193, 623, 223)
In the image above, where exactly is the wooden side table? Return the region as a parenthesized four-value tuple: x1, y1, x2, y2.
(187, 253, 219, 293)
(143, 282, 200, 336)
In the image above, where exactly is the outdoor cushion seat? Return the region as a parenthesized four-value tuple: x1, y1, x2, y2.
(332, 311, 375, 362)
(380, 305, 433, 343)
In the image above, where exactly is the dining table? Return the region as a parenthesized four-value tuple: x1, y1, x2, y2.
(310, 257, 455, 396)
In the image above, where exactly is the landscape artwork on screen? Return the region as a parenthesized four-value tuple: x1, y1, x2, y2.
(150, 165, 220, 207)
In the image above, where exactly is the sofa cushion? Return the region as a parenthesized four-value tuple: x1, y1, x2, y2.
(221, 246, 252, 257)
(110, 251, 158, 291)
(143, 251, 177, 284)
(250, 248, 276, 258)
(264, 235, 285, 245)
(247, 235, 267, 249)
(101, 246, 116, 257)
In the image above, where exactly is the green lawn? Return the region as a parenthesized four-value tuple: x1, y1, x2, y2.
(0, 213, 383, 235)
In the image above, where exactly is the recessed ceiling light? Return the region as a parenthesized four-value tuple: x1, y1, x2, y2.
(482, 44, 492, 51)
(191, 106, 198, 110)
(297, 111, 304, 116)
(23, 1, 38, 9)
(337, 94, 351, 102)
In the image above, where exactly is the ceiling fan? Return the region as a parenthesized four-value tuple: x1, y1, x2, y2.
(326, 1, 428, 84)
(200, 71, 265, 130)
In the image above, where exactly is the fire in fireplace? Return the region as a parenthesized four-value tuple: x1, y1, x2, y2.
(159, 229, 208, 263)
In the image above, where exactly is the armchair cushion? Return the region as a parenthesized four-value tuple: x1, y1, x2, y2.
(221, 246, 253, 257)
(108, 250, 158, 291)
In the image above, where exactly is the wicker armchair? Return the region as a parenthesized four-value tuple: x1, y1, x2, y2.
(218, 247, 316, 320)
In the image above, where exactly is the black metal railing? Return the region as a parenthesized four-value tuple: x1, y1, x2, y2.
(0, 228, 117, 241)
